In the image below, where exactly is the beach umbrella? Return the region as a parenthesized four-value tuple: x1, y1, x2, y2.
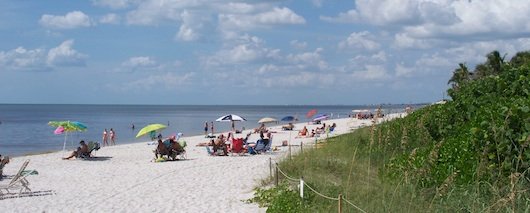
(306, 109, 317, 118)
(48, 120, 88, 152)
(215, 114, 246, 122)
(216, 114, 246, 132)
(281, 116, 295, 122)
(136, 124, 167, 138)
(54, 126, 65, 135)
(312, 114, 329, 121)
(258, 117, 278, 124)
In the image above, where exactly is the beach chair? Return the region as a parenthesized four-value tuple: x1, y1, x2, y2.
(253, 138, 272, 154)
(78, 141, 100, 159)
(230, 138, 245, 156)
(0, 160, 34, 197)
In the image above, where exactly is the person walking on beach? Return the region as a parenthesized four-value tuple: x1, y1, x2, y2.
(210, 121, 214, 135)
(204, 121, 209, 136)
(110, 128, 116, 145)
(102, 129, 109, 146)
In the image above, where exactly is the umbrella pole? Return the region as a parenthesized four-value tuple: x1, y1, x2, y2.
(63, 131, 68, 152)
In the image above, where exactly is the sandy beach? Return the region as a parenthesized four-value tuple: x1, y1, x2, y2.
(0, 114, 402, 212)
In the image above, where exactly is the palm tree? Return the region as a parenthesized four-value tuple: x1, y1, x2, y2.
(448, 63, 470, 89)
(475, 50, 506, 78)
(510, 51, 530, 67)
(486, 50, 505, 75)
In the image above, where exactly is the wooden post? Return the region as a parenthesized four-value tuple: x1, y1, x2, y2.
(269, 157, 272, 179)
(338, 193, 342, 213)
(275, 163, 279, 186)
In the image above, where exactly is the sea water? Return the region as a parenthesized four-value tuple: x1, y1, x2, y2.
(0, 104, 415, 157)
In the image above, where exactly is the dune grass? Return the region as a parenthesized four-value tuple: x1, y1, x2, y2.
(250, 127, 530, 212)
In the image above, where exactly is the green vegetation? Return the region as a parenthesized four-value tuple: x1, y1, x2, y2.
(250, 50, 530, 212)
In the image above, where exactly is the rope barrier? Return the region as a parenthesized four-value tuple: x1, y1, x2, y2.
(271, 158, 367, 213)
(275, 165, 300, 182)
(342, 197, 367, 213)
(303, 182, 340, 201)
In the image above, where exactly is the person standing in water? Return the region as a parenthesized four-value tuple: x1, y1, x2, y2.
(210, 121, 214, 135)
(110, 128, 116, 145)
(102, 129, 109, 146)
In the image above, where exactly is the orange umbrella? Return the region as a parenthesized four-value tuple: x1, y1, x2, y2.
(306, 109, 317, 118)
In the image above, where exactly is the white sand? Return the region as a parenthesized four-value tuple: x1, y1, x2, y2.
(0, 114, 403, 212)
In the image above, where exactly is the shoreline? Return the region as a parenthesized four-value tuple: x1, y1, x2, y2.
(0, 114, 404, 212)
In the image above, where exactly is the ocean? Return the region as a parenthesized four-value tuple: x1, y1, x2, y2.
(0, 104, 416, 157)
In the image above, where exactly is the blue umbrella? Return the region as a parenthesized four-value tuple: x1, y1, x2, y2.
(281, 116, 295, 122)
(313, 114, 329, 121)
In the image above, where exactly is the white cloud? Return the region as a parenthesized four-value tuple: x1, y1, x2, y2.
(122, 56, 157, 69)
(393, 33, 433, 49)
(321, 0, 424, 25)
(125, 0, 200, 25)
(339, 31, 380, 51)
(206, 34, 280, 66)
(218, 7, 305, 31)
(323, 0, 530, 44)
(39, 11, 92, 29)
(92, 0, 133, 9)
(286, 48, 328, 70)
(175, 10, 201, 41)
(349, 51, 387, 68)
(290, 40, 307, 49)
(351, 65, 389, 81)
(46, 40, 87, 66)
(99, 13, 120, 24)
(0, 47, 47, 71)
(395, 63, 415, 77)
(0, 40, 86, 70)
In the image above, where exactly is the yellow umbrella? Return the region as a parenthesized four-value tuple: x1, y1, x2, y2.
(136, 124, 167, 138)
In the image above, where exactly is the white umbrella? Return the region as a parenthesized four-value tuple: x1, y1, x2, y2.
(216, 114, 246, 122)
(258, 117, 278, 124)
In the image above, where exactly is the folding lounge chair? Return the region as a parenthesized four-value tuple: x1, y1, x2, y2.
(78, 141, 101, 159)
(0, 160, 33, 197)
(253, 138, 272, 154)
(230, 138, 245, 156)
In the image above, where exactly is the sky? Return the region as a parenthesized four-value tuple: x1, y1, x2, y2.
(1, 0, 530, 105)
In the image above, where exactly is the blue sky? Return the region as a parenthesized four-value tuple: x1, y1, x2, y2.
(1, 0, 530, 105)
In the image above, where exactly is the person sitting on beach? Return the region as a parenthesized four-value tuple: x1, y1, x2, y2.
(282, 123, 294, 131)
(298, 126, 308, 136)
(309, 129, 316, 137)
(316, 123, 326, 134)
(254, 123, 267, 133)
(63, 140, 89, 160)
(0, 155, 10, 178)
(330, 123, 337, 131)
(212, 135, 228, 156)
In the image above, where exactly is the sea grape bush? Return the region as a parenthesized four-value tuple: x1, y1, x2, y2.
(380, 54, 530, 188)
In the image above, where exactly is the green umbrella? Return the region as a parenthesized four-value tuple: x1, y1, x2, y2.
(136, 124, 167, 138)
(48, 121, 87, 132)
(48, 121, 88, 152)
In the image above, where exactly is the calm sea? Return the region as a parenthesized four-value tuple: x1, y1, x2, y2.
(0, 104, 415, 157)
